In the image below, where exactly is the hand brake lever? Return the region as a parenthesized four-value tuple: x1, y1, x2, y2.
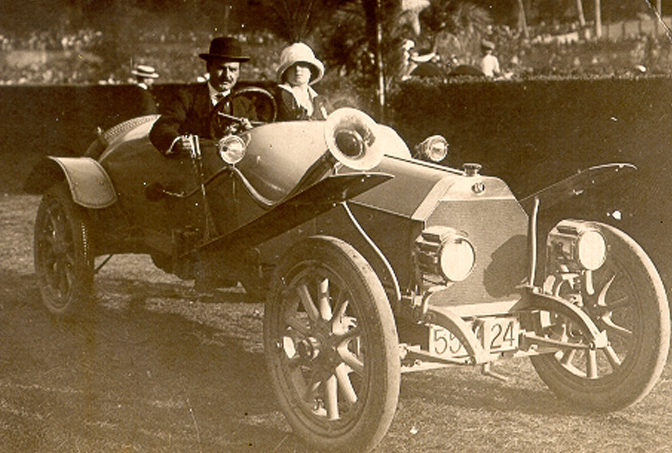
(216, 112, 263, 126)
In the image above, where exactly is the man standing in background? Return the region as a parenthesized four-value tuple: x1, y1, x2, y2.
(479, 40, 501, 78)
(130, 63, 159, 114)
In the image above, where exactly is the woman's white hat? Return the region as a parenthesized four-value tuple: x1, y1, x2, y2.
(277, 42, 325, 85)
(401, 39, 415, 51)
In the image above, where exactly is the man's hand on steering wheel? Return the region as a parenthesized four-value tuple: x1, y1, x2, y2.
(215, 114, 253, 137)
(239, 117, 253, 130)
(208, 87, 277, 139)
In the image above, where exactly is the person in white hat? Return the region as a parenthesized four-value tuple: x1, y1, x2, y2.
(276, 42, 330, 121)
(130, 64, 159, 114)
(479, 40, 501, 78)
(131, 64, 159, 88)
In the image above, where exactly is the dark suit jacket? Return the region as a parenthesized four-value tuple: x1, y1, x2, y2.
(135, 86, 159, 115)
(149, 83, 257, 154)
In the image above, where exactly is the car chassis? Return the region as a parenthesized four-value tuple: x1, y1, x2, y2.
(26, 87, 671, 452)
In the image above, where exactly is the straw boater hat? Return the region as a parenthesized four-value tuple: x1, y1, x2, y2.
(199, 36, 250, 62)
(276, 42, 325, 85)
(131, 64, 159, 79)
(481, 39, 496, 51)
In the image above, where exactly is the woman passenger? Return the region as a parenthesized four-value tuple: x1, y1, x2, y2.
(276, 42, 329, 121)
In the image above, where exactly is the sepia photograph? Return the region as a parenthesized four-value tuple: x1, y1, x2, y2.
(1, 0, 671, 451)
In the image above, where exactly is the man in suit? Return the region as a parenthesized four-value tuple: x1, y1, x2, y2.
(130, 64, 159, 114)
(149, 36, 257, 156)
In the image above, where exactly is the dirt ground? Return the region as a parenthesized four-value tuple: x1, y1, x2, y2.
(1, 193, 672, 453)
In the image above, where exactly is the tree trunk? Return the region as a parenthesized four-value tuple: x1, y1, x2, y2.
(375, 0, 385, 121)
(222, 3, 231, 35)
(516, 0, 529, 39)
(576, 0, 586, 27)
(594, 0, 602, 38)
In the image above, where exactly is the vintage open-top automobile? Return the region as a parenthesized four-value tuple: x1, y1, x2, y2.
(26, 87, 671, 452)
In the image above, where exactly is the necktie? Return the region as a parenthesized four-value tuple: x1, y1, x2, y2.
(213, 92, 225, 105)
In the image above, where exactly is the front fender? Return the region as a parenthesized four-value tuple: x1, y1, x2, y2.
(199, 172, 393, 255)
(519, 163, 636, 214)
(25, 156, 117, 209)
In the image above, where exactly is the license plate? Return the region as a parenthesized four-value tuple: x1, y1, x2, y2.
(429, 317, 520, 358)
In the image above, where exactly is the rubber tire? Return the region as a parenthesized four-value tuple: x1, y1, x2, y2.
(264, 236, 400, 452)
(531, 223, 670, 410)
(34, 182, 95, 317)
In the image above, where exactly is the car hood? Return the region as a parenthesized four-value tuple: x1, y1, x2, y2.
(99, 118, 413, 205)
(237, 120, 412, 202)
(349, 155, 520, 221)
(96, 116, 520, 224)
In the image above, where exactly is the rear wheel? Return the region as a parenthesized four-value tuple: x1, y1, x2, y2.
(531, 223, 670, 410)
(34, 183, 95, 316)
(264, 236, 400, 452)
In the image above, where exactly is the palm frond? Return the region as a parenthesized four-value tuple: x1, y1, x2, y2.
(262, 0, 350, 42)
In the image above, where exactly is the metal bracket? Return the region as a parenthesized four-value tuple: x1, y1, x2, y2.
(517, 285, 608, 349)
(341, 201, 402, 302)
(482, 363, 508, 382)
(520, 332, 590, 350)
(425, 306, 491, 364)
(188, 135, 218, 242)
(402, 345, 470, 366)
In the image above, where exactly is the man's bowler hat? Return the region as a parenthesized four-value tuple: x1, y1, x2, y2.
(199, 37, 250, 62)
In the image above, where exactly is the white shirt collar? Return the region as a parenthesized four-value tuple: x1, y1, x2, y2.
(208, 82, 230, 106)
(278, 83, 318, 115)
(278, 83, 317, 98)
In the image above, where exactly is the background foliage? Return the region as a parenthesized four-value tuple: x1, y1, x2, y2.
(3, 0, 672, 86)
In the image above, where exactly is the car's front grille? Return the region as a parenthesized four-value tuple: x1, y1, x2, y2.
(425, 198, 528, 306)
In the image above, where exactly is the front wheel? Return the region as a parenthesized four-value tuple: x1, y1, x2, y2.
(264, 236, 400, 452)
(531, 223, 670, 410)
(34, 182, 95, 316)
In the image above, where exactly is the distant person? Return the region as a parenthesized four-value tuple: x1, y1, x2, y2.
(479, 40, 501, 78)
(447, 54, 460, 69)
(149, 36, 258, 156)
(132, 63, 159, 89)
(398, 38, 416, 81)
(130, 64, 159, 114)
(276, 42, 329, 121)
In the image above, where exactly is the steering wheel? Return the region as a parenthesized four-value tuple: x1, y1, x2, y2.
(208, 86, 277, 139)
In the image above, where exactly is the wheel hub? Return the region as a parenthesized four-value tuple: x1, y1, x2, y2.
(297, 337, 321, 360)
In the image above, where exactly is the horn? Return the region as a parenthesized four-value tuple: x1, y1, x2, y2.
(324, 108, 383, 170)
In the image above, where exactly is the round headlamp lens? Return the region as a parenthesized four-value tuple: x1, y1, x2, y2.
(577, 230, 606, 271)
(218, 136, 247, 164)
(415, 135, 449, 162)
(335, 129, 364, 158)
(427, 138, 448, 162)
(439, 238, 475, 282)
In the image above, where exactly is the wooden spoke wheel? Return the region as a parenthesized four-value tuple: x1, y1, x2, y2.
(531, 223, 670, 410)
(34, 183, 95, 317)
(264, 236, 400, 452)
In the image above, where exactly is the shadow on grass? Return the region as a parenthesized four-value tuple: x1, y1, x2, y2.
(0, 268, 310, 452)
(400, 364, 598, 417)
